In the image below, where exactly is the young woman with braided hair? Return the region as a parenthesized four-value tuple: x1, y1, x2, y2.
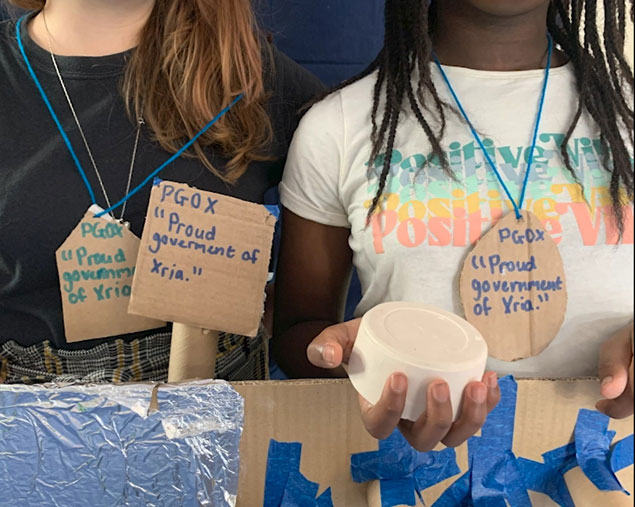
(275, 0, 634, 450)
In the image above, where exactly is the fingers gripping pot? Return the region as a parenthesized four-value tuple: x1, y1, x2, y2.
(348, 302, 488, 421)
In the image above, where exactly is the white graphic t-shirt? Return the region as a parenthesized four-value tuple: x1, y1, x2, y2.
(280, 63, 633, 377)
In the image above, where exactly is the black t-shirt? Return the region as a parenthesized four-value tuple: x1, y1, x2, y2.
(0, 16, 324, 349)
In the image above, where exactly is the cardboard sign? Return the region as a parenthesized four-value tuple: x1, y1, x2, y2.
(459, 211, 567, 361)
(129, 180, 276, 337)
(56, 207, 165, 342)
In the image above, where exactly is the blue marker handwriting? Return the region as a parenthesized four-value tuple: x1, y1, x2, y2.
(159, 183, 217, 214)
(498, 226, 546, 245)
(60, 246, 126, 267)
(468, 224, 564, 316)
(149, 206, 263, 268)
(59, 246, 134, 304)
(471, 276, 564, 302)
(471, 254, 537, 275)
(151, 259, 203, 282)
(81, 221, 124, 239)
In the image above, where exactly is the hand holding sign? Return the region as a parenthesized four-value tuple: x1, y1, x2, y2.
(129, 179, 277, 381)
(460, 211, 567, 361)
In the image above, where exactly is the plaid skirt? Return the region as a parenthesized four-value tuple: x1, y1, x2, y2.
(0, 329, 268, 384)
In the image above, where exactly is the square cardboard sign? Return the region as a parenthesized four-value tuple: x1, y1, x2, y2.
(129, 179, 277, 337)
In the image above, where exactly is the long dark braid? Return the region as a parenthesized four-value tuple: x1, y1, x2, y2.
(365, 0, 450, 220)
(326, 0, 635, 232)
(547, 0, 634, 232)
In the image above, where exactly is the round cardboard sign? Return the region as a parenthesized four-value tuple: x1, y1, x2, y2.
(459, 211, 567, 361)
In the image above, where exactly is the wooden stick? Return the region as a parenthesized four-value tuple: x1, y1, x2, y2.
(168, 323, 219, 382)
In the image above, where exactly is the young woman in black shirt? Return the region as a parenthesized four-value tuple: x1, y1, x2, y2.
(0, 0, 323, 382)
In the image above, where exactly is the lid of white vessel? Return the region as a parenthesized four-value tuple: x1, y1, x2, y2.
(360, 302, 488, 372)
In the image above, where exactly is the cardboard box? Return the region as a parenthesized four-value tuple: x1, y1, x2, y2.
(1, 378, 631, 506)
(234, 378, 634, 507)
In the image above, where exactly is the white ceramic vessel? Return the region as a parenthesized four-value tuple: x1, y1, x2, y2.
(348, 302, 488, 421)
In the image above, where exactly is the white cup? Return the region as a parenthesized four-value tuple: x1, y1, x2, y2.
(348, 302, 488, 421)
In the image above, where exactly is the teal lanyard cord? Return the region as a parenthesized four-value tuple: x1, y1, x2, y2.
(434, 35, 553, 220)
(16, 15, 243, 218)
(93, 93, 242, 219)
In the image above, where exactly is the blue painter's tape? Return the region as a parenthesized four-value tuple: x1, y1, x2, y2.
(466, 451, 507, 507)
(574, 409, 626, 493)
(353, 377, 633, 507)
(479, 376, 517, 449)
(351, 429, 461, 506)
(467, 435, 480, 463)
(351, 429, 460, 484)
(413, 447, 461, 491)
(264, 204, 281, 220)
(264, 440, 334, 507)
(542, 442, 578, 475)
(469, 376, 531, 507)
(431, 470, 473, 507)
(611, 434, 634, 473)
(316, 488, 333, 507)
(380, 478, 417, 507)
(351, 447, 416, 482)
(351, 428, 460, 502)
(501, 453, 533, 507)
(153, 177, 163, 186)
(280, 470, 320, 506)
(517, 424, 634, 505)
(517, 457, 575, 507)
(264, 440, 302, 507)
(515, 441, 579, 506)
(471, 448, 531, 507)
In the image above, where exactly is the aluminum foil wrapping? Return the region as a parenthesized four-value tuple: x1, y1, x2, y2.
(0, 380, 244, 506)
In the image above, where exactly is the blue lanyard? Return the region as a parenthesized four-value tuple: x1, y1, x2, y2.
(434, 36, 553, 220)
(16, 15, 243, 219)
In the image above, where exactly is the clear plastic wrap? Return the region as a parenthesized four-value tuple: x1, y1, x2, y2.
(0, 380, 244, 507)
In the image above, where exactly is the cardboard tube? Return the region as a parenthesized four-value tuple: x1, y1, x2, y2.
(168, 324, 219, 382)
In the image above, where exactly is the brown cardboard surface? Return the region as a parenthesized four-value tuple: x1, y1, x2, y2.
(55, 208, 164, 342)
(234, 378, 634, 507)
(129, 180, 276, 337)
(234, 380, 375, 506)
(460, 211, 567, 361)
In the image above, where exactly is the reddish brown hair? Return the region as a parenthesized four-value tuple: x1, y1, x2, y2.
(10, 0, 272, 182)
